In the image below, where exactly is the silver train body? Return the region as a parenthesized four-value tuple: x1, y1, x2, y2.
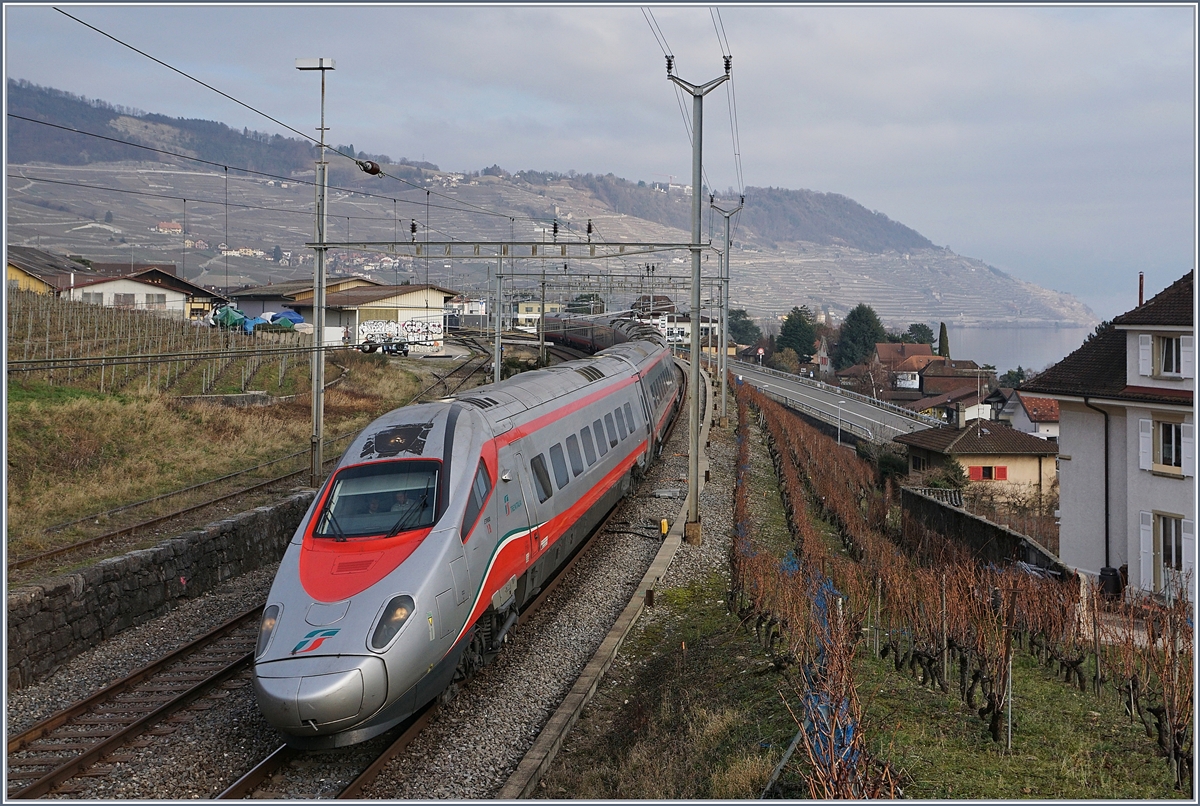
(253, 316, 682, 747)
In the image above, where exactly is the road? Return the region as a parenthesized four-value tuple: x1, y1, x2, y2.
(723, 358, 939, 445)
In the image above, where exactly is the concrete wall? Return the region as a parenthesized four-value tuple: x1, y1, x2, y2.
(901, 487, 1070, 578)
(6, 491, 315, 690)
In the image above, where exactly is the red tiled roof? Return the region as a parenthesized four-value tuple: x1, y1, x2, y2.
(1016, 393, 1059, 423)
(894, 419, 1059, 456)
(905, 385, 979, 412)
(875, 342, 933, 369)
(895, 354, 945, 372)
(1113, 271, 1193, 328)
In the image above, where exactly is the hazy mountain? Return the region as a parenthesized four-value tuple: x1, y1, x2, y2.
(6, 79, 1097, 328)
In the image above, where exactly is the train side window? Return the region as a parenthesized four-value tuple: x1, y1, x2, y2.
(604, 413, 618, 448)
(580, 426, 598, 465)
(549, 443, 570, 489)
(614, 408, 628, 440)
(530, 454, 553, 503)
(593, 419, 609, 456)
(460, 460, 492, 541)
(623, 402, 636, 428)
(565, 435, 585, 477)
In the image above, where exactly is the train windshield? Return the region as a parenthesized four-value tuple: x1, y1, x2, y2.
(314, 460, 440, 539)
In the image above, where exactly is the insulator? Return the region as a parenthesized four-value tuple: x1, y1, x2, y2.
(411, 221, 417, 234)
(666, 55, 674, 74)
(724, 55, 732, 73)
(586, 220, 593, 235)
(357, 160, 382, 175)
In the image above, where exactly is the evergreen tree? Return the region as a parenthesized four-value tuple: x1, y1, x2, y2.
(104, 210, 113, 223)
(833, 303, 886, 369)
(777, 306, 816, 362)
(907, 322, 935, 344)
(728, 309, 762, 345)
(272, 245, 283, 262)
(937, 322, 950, 357)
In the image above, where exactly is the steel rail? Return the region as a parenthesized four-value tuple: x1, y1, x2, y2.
(7, 608, 262, 799)
(222, 363, 681, 799)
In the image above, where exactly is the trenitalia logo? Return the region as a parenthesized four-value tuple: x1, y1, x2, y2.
(291, 628, 340, 654)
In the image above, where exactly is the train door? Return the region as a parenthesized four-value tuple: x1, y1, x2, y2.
(504, 452, 536, 572)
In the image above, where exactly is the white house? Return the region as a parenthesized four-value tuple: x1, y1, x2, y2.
(1025, 271, 1194, 602)
(286, 283, 458, 353)
(1003, 392, 1061, 441)
(65, 275, 190, 318)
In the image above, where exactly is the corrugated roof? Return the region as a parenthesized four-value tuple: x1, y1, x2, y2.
(894, 419, 1059, 456)
(1113, 271, 1193, 328)
(320, 284, 459, 307)
(6, 245, 99, 285)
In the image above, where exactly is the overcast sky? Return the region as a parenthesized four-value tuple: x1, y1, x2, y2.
(4, 4, 1196, 319)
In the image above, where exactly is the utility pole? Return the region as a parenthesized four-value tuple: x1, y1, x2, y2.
(494, 253, 503, 382)
(296, 57, 334, 489)
(669, 55, 730, 544)
(711, 194, 743, 428)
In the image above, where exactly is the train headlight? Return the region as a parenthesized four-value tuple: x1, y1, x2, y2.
(371, 595, 416, 650)
(257, 605, 280, 658)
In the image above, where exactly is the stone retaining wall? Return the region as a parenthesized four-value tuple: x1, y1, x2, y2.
(900, 487, 1070, 578)
(6, 491, 315, 690)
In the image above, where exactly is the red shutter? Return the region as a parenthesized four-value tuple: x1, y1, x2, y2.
(995, 466, 1008, 480)
(968, 466, 983, 481)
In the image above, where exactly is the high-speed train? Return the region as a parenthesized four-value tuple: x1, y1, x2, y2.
(253, 315, 682, 747)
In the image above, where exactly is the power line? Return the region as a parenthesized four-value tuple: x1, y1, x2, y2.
(54, 8, 564, 230)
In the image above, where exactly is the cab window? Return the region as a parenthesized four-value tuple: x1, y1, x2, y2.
(460, 460, 492, 540)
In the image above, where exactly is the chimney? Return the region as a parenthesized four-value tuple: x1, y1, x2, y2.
(956, 401, 966, 429)
(1139, 272, 1144, 306)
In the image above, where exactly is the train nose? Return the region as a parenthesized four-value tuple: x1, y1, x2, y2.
(254, 655, 388, 734)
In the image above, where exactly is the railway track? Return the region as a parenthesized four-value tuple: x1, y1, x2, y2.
(215, 482, 647, 799)
(9, 343, 493, 575)
(6, 608, 262, 799)
(216, 361, 686, 799)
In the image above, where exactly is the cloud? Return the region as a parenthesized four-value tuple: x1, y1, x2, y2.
(4, 4, 1194, 319)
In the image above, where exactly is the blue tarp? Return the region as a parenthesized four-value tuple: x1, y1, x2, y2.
(243, 316, 269, 334)
(274, 309, 304, 324)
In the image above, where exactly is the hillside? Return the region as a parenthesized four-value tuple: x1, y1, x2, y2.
(5, 79, 1096, 328)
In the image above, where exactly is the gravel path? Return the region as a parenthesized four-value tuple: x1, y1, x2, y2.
(5, 366, 717, 800)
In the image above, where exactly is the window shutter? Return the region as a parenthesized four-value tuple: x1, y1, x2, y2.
(968, 466, 983, 481)
(1183, 423, 1195, 478)
(1139, 334, 1152, 376)
(1181, 336, 1194, 379)
(1139, 511, 1154, 592)
(1139, 419, 1153, 471)
(1182, 520, 1195, 599)
(995, 466, 1008, 480)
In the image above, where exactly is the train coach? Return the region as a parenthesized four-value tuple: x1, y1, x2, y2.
(252, 316, 682, 747)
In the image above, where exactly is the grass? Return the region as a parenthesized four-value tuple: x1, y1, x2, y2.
(857, 648, 1184, 798)
(5, 349, 426, 558)
(540, 572, 803, 799)
(538, 400, 1187, 799)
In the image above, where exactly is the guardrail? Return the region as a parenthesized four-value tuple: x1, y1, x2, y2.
(726, 357, 942, 427)
(750, 383, 885, 444)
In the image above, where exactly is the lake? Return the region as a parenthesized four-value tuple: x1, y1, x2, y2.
(942, 324, 1095, 374)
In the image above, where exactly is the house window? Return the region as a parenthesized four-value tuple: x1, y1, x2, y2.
(113, 293, 136, 308)
(145, 293, 166, 310)
(81, 292, 103, 305)
(1140, 334, 1194, 378)
(967, 465, 1007, 481)
(912, 454, 927, 472)
(1162, 337, 1182, 375)
(1140, 418, 1193, 476)
(1140, 511, 1194, 599)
